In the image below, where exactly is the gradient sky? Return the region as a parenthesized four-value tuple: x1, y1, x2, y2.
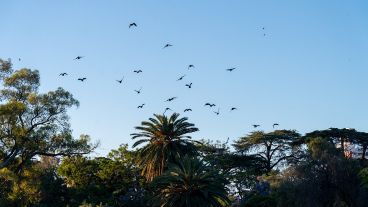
(1, 1, 368, 156)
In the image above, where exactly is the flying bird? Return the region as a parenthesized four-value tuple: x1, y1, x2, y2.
(74, 56, 84, 60)
(204, 103, 216, 107)
(214, 108, 220, 115)
(252, 124, 260, 128)
(273, 123, 279, 128)
(185, 83, 192, 89)
(59, 73, 68, 76)
(137, 104, 145, 108)
(163, 107, 171, 114)
(184, 108, 192, 112)
(177, 75, 186, 81)
(133, 70, 142, 73)
(165, 97, 177, 102)
(129, 22, 137, 28)
(226, 67, 236, 72)
(230, 107, 237, 111)
(18, 58, 21, 61)
(116, 77, 124, 84)
(134, 87, 142, 94)
(188, 65, 195, 69)
(77, 77, 87, 82)
(163, 44, 173, 49)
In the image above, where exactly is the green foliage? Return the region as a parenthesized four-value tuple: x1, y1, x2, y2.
(0, 157, 67, 207)
(359, 168, 368, 188)
(0, 58, 96, 170)
(149, 155, 230, 207)
(58, 145, 145, 206)
(305, 128, 359, 157)
(131, 113, 199, 181)
(197, 139, 267, 198)
(275, 141, 367, 207)
(233, 130, 302, 172)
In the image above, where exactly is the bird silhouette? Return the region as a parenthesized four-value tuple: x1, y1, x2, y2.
(18, 58, 21, 61)
(204, 103, 216, 107)
(133, 70, 142, 73)
(165, 97, 177, 102)
(177, 75, 186, 81)
(188, 65, 195, 69)
(163, 44, 173, 49)
(134, 87, 142, 94)
(77, 77, 87, 82)
(226, 67, 236, 72)
(116, 77, 124, 84)
(185, 83, 192, 88)
(273, 123, 279, 128)
(184, 108, 192, 112)
(214, 108, 220, 115)
(163, 107, 171, 114)
(129, 22, 137, 28)
(74, 56, 84, 60)
(252, 124, 260, 128)
(230, 107, 237, 111)
(59, 73, 68, 76)
(137, 104, 145, 108)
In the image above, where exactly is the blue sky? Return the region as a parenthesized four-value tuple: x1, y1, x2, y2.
(1, 1, 368, 156)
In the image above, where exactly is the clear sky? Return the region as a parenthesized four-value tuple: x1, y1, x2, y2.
(1, 1, 368, 156)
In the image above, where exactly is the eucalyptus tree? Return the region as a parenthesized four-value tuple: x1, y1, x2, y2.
(131, 113, 199, 181)
(0, 59, 95, 169)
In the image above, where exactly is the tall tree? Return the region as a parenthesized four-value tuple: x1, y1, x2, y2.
(149, 155, 230, 207)
(197, 139, 267, 198)
(131, 113, 199, 181)
(0, 59, 95, 169)
(305, 128, 357, 156)
(58, 152, 143, 206)
(353, 132, 368, 160)
(276, 137, 367, 207)
(233, 130, 301, 172)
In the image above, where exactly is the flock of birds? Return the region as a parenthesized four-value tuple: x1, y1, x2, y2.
(53, 22, 278, 129)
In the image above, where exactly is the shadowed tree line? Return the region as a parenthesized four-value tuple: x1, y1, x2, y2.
(1, 59, 368, 206)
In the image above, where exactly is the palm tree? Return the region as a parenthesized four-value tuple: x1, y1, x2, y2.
(149, 155, 230, 207)
(131, 113, 199, 181)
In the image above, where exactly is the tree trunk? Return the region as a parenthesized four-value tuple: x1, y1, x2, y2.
(362, 145, 367, 160)
(340, 137, 345, 156)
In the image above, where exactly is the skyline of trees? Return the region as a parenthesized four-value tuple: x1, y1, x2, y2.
(1, 58, 368, 206)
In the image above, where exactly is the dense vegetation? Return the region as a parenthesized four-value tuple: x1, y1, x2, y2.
(1, 59, 368, 206)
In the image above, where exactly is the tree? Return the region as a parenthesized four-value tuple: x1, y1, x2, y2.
(0, 156, 68, 206)
(233, 130, 301, 172)
(58, 145, 145, 206)
(0, 59, 96, 170)
(305, 128, 357, 156)
(353, 132, 368, 160)
(131, 113, 199, 181)
(276, 137, 368, 207)
(197, 139, 267, 198)
(149, 155, 230, 207)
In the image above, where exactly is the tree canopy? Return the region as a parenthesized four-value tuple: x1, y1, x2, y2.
(131, 113, 199, 181)
(0, 59, 95, 169)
